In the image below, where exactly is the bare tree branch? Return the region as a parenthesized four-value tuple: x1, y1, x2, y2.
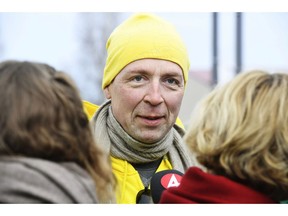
(76, 12, 120, 104)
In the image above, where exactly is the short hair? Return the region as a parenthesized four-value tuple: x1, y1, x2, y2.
(185, 70, 288, 201)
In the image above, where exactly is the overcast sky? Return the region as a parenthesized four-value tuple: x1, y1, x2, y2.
(1, 12, 287, 75)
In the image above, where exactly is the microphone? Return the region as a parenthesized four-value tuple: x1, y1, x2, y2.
(150, 169, 183, 203)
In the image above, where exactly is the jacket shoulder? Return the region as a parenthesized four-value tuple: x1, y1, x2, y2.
(83, 100, 100, 120)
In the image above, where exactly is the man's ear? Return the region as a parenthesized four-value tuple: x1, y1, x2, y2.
(103, 86, 111, 99)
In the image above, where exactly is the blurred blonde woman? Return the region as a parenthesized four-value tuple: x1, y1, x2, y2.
(0, 60, 116, 203)
(160, 70, 288, 203)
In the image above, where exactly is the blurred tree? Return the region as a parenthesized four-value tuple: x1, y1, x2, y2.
(76, 12, 121, 105)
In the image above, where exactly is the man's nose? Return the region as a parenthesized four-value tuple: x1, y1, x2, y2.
(143, 81, 164, 105)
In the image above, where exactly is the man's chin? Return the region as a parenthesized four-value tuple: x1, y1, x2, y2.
(135, 133, 167, 144)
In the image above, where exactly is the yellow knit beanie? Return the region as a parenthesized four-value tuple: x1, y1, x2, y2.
(102, 13, 190, 89)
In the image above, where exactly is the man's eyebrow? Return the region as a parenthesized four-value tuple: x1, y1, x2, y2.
(126, 69, 149, 74)
(166, 71, 183, 76)
(125, 68, 183, 79)
(160, 71, 184, 78)
(128, 69, 182, 75)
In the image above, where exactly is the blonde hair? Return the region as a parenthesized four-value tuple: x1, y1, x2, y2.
(185, 70, 288, 201)
(0, 60, 116, 203)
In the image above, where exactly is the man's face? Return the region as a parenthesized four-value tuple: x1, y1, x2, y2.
(104, 58, 185, 144)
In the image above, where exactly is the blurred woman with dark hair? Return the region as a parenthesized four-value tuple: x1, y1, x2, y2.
(0, 60, 116, 203)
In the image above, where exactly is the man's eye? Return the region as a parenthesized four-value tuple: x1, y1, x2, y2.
(166, 78, 179, 85)
(133, 75, 143, 82)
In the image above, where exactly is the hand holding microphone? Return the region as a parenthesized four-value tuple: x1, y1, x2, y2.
(150, 169, 183, 203)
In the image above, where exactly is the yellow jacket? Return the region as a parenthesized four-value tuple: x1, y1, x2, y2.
(83, 100, 181, 203)
(111, 155, 172, 203)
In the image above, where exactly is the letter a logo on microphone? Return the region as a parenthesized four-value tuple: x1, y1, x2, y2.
(167, 174, 180, 187)
(161, 173, 182, 189)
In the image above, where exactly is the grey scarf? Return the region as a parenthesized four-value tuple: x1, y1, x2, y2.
(91, 100, 196, 173)
(0, 156, 98, 203)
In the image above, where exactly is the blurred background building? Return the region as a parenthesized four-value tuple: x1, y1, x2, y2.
(0, 12, 287, 127)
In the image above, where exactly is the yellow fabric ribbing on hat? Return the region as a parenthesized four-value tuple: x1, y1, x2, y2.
(102, 13, 190, 89)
